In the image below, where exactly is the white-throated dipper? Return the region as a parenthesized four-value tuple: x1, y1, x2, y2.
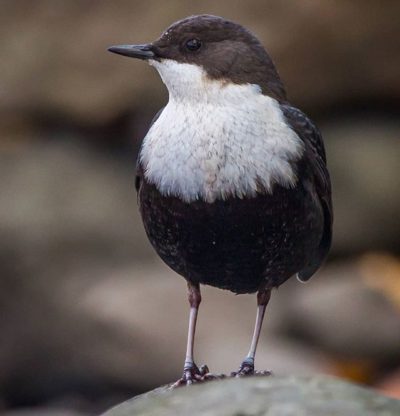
(108, 15, 332, 386)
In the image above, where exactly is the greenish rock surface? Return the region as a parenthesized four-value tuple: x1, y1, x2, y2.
(102, 375, 400, 416)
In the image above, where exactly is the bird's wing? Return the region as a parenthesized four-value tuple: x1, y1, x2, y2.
(135, 107, 164, 193)
(281, 104, 333, 281)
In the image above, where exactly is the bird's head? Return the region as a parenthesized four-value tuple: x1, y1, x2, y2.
(108, 15, 286, 102)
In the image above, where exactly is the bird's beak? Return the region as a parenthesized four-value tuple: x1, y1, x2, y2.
(107, 44, 155, 60)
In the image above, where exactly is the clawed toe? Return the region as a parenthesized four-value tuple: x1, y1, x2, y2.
(231, 358, 271, 378)
(231, 365, 253, 377)
(231, 357, 254, 377)
(170, 363, 224, 388)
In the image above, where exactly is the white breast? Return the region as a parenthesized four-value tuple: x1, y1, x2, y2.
(140, 60, 304, 203)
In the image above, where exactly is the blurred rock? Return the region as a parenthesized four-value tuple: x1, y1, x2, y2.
(0, 140, 155, 412)
(0, 1, 399, 128)
(323, 117, 400, 255)
(359, 253, 400, 310)
(0, 140, 154, 274)
(102, 376, 400, 416)
(0, 262, 145, 412)
(286, 262, 400, 360)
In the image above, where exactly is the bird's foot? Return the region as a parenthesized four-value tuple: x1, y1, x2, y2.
(231, 357, 271, 377)
(171, 363, 225, 388)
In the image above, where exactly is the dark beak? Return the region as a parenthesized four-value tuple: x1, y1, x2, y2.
(107, 44, 155, 60)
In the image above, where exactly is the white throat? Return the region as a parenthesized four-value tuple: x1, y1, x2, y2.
(140, 59, 303, 203)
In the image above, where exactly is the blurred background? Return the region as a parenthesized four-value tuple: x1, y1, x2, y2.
(1, 1, 400, 415)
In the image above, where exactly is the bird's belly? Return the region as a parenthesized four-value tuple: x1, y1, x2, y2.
(139, 181, 323, 294)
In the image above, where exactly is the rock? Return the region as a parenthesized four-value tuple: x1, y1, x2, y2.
(101, 375, 400, 416)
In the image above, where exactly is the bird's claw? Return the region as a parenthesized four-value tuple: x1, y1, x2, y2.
(231, 358, 271, 378)
(170, 363, 225, 388)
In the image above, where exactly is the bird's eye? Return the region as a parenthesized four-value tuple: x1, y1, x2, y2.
(185, 39, 202, 52)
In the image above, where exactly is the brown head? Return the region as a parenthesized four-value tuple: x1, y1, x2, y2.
(109, 15, 286, 101)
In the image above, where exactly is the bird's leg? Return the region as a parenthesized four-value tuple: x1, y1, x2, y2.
(172, 282, 208, 386)
(232, 287, 272, 377)
(183, 282, 202, 381)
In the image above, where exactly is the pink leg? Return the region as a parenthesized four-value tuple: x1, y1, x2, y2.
(171, 283, 215, 387)
(183, 282, 202, 382)
(232, 287, 272, 377)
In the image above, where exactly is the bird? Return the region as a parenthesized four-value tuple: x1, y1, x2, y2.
(108, 14, 332, 386)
